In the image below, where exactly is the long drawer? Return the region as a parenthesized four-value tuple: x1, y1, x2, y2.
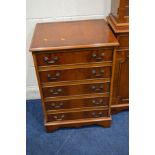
(39, 66, 112, 83)
(47, 109, 108, 122)
(36, 48, 113, 66)
(45, 96, 109, 111)
(42, 82, 110, 98)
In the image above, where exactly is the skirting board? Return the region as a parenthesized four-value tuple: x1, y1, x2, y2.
(26, 86, 40, 100)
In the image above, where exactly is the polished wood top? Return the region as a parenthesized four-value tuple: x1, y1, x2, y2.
(30, 19, 119, 52)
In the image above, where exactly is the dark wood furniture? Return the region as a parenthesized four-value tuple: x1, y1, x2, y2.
(30, 19, 119, 132)
(107, 0, 129, 114)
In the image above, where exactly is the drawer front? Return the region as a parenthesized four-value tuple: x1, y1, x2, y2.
(45, 97, 109, 111)
(42, 82, 110, 98)
(36, 48, 113, 66)
(39, 66, 112, 83)
(118, 34, 129, 48)
(47, 109, 108, 122)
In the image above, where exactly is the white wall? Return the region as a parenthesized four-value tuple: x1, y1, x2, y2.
(26, 0, 111, 100)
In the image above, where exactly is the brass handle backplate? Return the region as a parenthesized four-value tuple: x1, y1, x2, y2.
(53, 114, 65, 121)
(91, 99, 104, 105)
(92, 112, 105, 118)
(47, 72, 60, 81)
(50, 88, 63, 95)
(92, 52, 104, 61)
(91, 69, 104, 77)
(44, 56, 59, 64)
(51, 102, 64, 109)
(91, 84, 104, 92)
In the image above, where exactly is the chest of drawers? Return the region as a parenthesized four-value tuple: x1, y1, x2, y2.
(30, 19, 119, 132)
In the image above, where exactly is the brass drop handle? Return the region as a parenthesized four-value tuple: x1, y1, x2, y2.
(47, 72, 60, 81)
(44, 56, 59, 64)
(50, 88, 63, 95)
(92, 69, 104, 77)
(53, 114, 65, 121)
(92, 112, 104, 118)
(92, 53, 104, 61)
(91, 85, 104, 92)
(51, 102, 64, 109)
(92, 99, 104, 105)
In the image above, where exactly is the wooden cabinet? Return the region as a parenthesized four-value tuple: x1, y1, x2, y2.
(107, 0, 129, 114)
(30, 19, 119, 132)
(112, 48, 129, 105)
(111, 0, 129, 22)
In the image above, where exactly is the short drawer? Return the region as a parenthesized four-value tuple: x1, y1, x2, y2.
(118, 34, 129, 48)
(47, 109, 108, 122)
(35, 48, 113, 66)
(45, 97, 109, 111)
(42, 82, 110, 98)
(39, 66, 112, 83)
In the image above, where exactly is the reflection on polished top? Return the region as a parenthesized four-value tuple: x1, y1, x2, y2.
(30, 19, 119, 52)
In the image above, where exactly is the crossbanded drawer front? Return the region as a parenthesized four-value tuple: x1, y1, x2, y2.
(45, 97, 109, 111)
(42, 82, 110, 98)
(47, 109, 108, 122)
(36, 48, 113, 66)
(39, 66, 112, 83)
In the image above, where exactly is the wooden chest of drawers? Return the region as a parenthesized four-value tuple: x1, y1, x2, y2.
(30, 19, 119, 132)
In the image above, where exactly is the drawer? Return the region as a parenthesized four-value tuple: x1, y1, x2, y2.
(45, 97, 109, 111)
(42, 82, 110, 98)
(39, 66, 112, 83)
(118, 34, 129, 48)
(36, 48, 113, 66)
(47, 109, 108, 122)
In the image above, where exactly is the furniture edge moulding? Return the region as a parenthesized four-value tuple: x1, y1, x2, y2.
(107, 14, 129, 34)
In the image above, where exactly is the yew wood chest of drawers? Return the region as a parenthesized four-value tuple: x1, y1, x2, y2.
(30, 19, 119, 132)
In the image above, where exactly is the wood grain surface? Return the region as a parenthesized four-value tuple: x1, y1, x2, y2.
(30, 19, 119, 51)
